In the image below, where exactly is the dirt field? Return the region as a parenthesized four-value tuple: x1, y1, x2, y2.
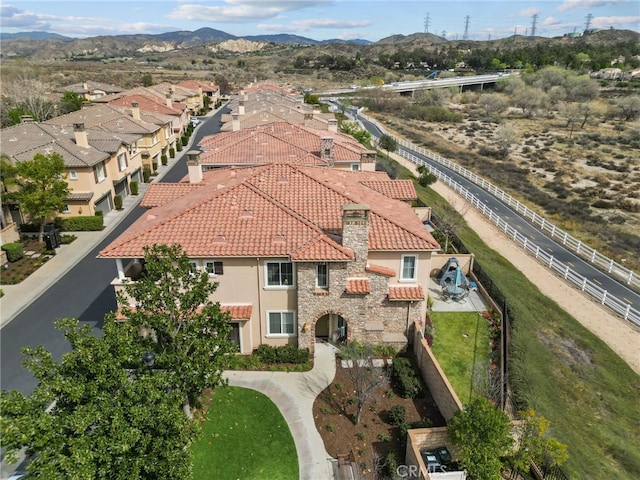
(393, 153, 640, 375)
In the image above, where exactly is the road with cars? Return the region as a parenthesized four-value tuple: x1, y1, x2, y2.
(0, 108, 227, 397)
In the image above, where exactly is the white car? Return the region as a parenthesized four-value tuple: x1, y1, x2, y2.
(190, 117, 201, 126)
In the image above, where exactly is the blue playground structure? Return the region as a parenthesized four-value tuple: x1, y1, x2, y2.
(437, 257, 472, 301)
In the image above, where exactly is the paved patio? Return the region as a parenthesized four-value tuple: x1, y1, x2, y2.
(428, 277, 489, 313)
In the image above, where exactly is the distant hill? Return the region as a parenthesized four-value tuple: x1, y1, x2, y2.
(0, 31, 72, 41)
(0, 27, 636, 62)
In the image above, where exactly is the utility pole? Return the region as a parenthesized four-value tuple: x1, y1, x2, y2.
(463, 15, 470, 40)
(514, 26, 518, 36)
(424, 12, 431, 34)
(585, 13, 593, 31)
(531, 14, 538, 37)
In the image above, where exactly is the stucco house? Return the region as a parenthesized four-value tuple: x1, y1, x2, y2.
(46, 104, 166, 174)
(0, 121, 143, 217)
(197, 121, 376, 171)
(99, 155, 440, 354)
(56, 81, 123, 101)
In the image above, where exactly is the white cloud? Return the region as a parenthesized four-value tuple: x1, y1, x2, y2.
(1, 4, 51, 29)
(557, 0, 630, 13)
(168, 0, 333, 23)
(258, 17, 371, 33)
(591, 15, 640, 28)
(543, 16, 563, 26)
(518, 7, 540, 17)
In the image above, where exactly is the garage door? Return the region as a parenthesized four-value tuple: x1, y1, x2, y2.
(94, 193, 112, 214)
(114, 178, 128, 200)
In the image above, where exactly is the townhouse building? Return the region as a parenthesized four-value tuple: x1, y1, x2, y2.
(99, 156, 440, 354)
(0, 121, 143, 217)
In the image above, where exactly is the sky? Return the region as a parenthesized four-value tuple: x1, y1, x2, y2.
(1, 0, 638, 42)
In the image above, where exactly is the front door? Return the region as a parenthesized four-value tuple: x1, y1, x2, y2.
(228, 323, 240, 352)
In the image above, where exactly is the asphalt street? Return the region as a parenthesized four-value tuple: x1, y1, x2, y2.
(0, 107, 227, 396)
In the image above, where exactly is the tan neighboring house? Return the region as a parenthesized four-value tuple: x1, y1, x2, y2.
(177, 80, 220, 106)
(0, 121, 143, 217)
(144, 82, 203, 115)
(57, 81, 123, 101)
(99, 158, 440, 354)
(221, 86, 334, 132)
(46, 104, 164, 173)
(107, 94, 186, 160)
(198, 121, 376, 171)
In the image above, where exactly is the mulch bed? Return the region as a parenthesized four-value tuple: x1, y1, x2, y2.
(313, 358, 446, 479)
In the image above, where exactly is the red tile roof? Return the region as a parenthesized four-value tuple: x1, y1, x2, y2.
(141, 183, 205, 208)
(98, 163, 439, 260)
(221, 305, 252, 319)
(361, 180, 416, 201)
(366, 264, 396, 277)
(388, 286, 425, 301)
(109, 93, 186, 116)
(346, 278, 371, 294)
(198, 122, 367, 166)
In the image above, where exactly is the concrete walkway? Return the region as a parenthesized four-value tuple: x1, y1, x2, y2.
(224, 342, 338, 480)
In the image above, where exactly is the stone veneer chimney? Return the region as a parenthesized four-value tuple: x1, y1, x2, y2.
(238, 99, 245, 116)
(131, 102, 141, 121)
(304, 112, 313, 127)
(320, 137, 334, 164)
(232, 113, 240, 132)
(342, 204, 370, 276)
(328, 118, 338, 132)
(186, 151, 203, 184)
(73, 123, 89, 148)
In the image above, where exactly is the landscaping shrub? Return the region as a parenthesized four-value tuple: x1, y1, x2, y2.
(388, 405, 407, 427)
(143, 166, 151, 183)
(55, 215, 103, 231)
(2, 242, 24, 262)
(161, 154, 168, 166)
(94, 209, 103, 217)
(169, 147, 176, 158)
(181, 135, 188, 146)
(176, 143, 183, 152)
(255, 344, 278, 364)
(130, 180, 139, 195)
(392, 357, 423, 399)
(276, 343, 310, 363)
(114, 195, 123, 210)
(152, 162, 158, 173)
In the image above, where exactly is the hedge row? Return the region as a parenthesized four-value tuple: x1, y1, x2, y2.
(254, 343, 310, 364)
(2, 242, 24, 262)
(54, 216, 104, 231)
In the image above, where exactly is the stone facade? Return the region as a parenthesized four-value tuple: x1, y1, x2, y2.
(297, 204, 425, 353)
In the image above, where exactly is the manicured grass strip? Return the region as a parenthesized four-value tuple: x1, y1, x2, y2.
(191, 386, 298, 480)
(389, 158, 640, 478)
(430, 311, 491, 405)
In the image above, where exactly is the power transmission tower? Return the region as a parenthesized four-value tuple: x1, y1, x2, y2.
(514, 26, 518, 36)
(424, 12, 431, 34)
(441, 30, 447, 39)
(585, 13, 593, 31)
(463, 15, 470, 40)
(531, 14, 538, 37)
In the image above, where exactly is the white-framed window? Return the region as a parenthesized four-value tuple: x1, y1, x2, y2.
(62, 204, 71, 213)
(188, 260, 198, 272)
(205, 261, 224, 276)
(117, 153, 127, 172)
(68, 170, 78, 180)
(129, 142, 138, 155)
(152, 133, 159, 144)
(350, 163, 361, 171)
(316, 263, 328, 288)
(267, 311, 295, 336)
(94, 162, 106, 183)
(265, 261, 294, 287)
(401, 255, 417, 281)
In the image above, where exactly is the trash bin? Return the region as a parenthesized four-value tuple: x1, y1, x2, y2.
(44, 233, 55, 250)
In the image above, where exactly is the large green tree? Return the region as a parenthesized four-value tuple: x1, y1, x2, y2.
(11, 153, 70, 242)
(448, 396, 514, 480)
(378, 133, 398, 160)
(1, 244, 236, 477)
(0, 318, 196, 479)
(59, 91, 85, 114)
(116, 244, 237, 417)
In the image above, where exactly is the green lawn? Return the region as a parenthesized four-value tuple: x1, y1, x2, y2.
(430, 311, 491, 405)
(389, 159, 640, 479)
(191, 386, 298, 480)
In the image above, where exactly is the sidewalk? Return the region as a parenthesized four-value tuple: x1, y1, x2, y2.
(224, 342, 338, 480)
(0, 146, 181, 328)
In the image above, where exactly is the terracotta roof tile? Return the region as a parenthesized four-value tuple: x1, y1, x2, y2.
(346, 278, 371, 294)
(141, 183, 206, 208)
(388, 286, 425, 300)
(99, 163, 440, 260)
(366, 264, 396, 277)
(361, 180, 416, 201)
(220, 305, 252, 319)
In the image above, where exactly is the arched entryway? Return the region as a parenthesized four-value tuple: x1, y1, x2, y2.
(315, 313, 347, 344)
